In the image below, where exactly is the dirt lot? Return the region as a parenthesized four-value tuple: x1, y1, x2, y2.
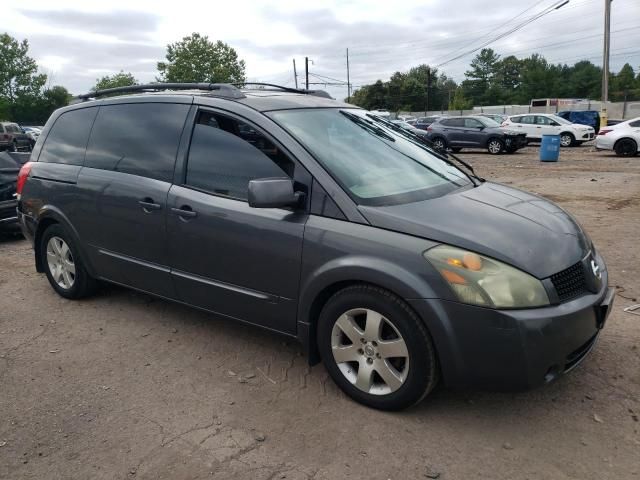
(1, 145, 639, 480)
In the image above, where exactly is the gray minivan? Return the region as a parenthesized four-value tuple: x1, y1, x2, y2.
(16, 83, 614, 410)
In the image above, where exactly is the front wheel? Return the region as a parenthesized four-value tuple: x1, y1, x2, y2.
(614, 138, 638, 157)
(487, 138, 504, 154)
(317, 285, 438, 410)
(560, 132, 575, 147)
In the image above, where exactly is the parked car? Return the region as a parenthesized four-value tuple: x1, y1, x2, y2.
(595, 116, 640, 156)
(415, 115, 443, 130)
(557, 110, 601, 134)
(391, 119, 429, 138)
(0, 122, 32, 152)
(477, 113, 508, 124)
(397, 114, 417, 125)
(426, 116, 527, 154)
(502, 114, 595, 147)
(22, 126, 41, 148)
(16, 83, 613, 410)
(0, 151, 30, 232)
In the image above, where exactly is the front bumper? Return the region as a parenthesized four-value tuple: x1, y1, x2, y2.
(408, 272, 613, 391)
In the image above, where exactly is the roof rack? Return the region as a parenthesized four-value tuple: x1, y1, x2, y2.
(235, 82, 333, 99)
(74, 83, 246, 101)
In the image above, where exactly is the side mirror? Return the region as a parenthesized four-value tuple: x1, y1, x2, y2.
(248, 177, 304, 209)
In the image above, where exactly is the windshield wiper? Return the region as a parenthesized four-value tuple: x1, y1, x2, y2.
(340, 111, 396, 142)
(366, 114, 485, 186)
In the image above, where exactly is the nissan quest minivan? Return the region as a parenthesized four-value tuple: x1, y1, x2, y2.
(16, 83, 614, 410)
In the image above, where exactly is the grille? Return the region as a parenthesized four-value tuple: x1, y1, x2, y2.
(550, 262, 588, 302)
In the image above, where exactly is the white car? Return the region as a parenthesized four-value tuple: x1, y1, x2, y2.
(595, 117, 640, 156)
(502, 113, 595, 147)
(397, 114, 417, 124)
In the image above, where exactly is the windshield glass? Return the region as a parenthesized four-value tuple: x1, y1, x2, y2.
(477, 117, 501, 127)
(551, 115, 572, 125)
(269, 108, 471, 206)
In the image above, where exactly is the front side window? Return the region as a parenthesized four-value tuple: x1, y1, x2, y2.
(185, 111, 293, 201)
(85, 103, 189, 182)
(39, 107, 98, 165)
(270, 108, 470, 206)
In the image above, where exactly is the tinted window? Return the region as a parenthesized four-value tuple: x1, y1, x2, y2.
(519, 115, 535, 124)
(186, 111, 293, 201)
(39, 107, 98, 165)
(6, 124, 20, 133)
(85, 103, 189, 182)
(629, 120, 640, 127)
(443, 118, 464, 127)
(464, 118, 483, 128)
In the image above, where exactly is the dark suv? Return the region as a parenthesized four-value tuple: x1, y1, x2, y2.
(0, 122, 32, 152)
(427, 116, 527, 154)
(16, 83, 613, 410)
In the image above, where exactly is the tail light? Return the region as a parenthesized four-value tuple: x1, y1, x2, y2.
(597, 129, 612, 136)
(16, 161, 33, 199)
(427, 126, 432, 132)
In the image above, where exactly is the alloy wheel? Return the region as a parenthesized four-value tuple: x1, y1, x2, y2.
(331, 308, 409, 395)
(488, 140, 502, 154)
(433, 139, 445, 151)
(46, 236, 76, 289)
(560, 134, 573, 147)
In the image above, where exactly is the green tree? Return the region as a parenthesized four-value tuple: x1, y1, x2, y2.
(463, 48, 501, 105)
(92, 71, 138, 92)
(611, 63, 636, 100)
(0, 33, 47, 119)
(450, 87, 472, 110)
(157, 33, 246, 84)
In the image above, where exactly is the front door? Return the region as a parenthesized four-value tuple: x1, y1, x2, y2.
(166, 109, 309, 334)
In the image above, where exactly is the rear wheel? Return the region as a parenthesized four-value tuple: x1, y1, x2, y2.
(560, 132, 575, 147)
(8, 141, 17, 152)
(317, 284, 438, 410)
(614, 138, 638, 157)
(41, 224, 96, 299)
(487, 138, 504, 154)
(431, 137, 447, 152)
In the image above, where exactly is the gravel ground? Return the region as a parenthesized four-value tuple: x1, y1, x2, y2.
(1, 144, 639, 480)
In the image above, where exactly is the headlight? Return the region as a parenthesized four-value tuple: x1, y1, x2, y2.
(424, 245, 550, 308)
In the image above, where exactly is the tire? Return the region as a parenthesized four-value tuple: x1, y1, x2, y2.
(317, 284, 438, 410)
(451, 147, 462, 153)
(8, 141, 17, 153)
(505, 146, 518, 154)
(487, 138, 504, 155)
(559, 132, 575, 147)
(431, 137, 447, 152)
(40, 224, 97, 299)
(614, 138, 638, 157)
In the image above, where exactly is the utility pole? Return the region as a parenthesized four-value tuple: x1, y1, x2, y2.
(425, 67, 431, 116)
(292, 59, 298, 89)
(346, 48, 351, 102)
(305, 57, 309, 90)
(601, 0, 612, 128)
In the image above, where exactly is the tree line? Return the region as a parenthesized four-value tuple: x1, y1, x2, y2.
(0, 32, 246, 124)
(349, 48, 640, 112)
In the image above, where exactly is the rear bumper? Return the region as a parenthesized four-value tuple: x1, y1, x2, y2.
(0, 200, 19, 230)
(18, 209, 36, 243)
(408, 270, 613, 391)
(595, 137, 614, 150)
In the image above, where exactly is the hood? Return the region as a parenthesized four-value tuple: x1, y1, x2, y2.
(358, 182, 590, 279)
(573, 123, 594, 131)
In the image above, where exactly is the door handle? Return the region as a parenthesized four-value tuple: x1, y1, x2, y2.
(171, 206, 197, 219)
(139, 198, 162, 211)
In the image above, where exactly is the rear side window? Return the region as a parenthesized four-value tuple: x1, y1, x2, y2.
(85, 103, 189, 182)
(185, 111, 293, 201)
(630, 120, 640, 127)
(39, 108, 98, 165)
(443, 118, 464, 127)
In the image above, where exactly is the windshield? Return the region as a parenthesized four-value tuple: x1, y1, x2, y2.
(551, 115, 572, 125)
(477, 117, 501, 127)
(269, 108, 471, 206)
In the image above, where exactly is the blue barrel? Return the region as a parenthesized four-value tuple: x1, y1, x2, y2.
(540, 134, 560, 162)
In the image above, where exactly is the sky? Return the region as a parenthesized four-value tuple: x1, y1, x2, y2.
(3, 0, 639, 100)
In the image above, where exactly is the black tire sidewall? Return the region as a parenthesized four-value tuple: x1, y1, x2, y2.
(317, 287, 437, 410)
(615, 139, 637, 157)
(40, 224, 91, 299)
